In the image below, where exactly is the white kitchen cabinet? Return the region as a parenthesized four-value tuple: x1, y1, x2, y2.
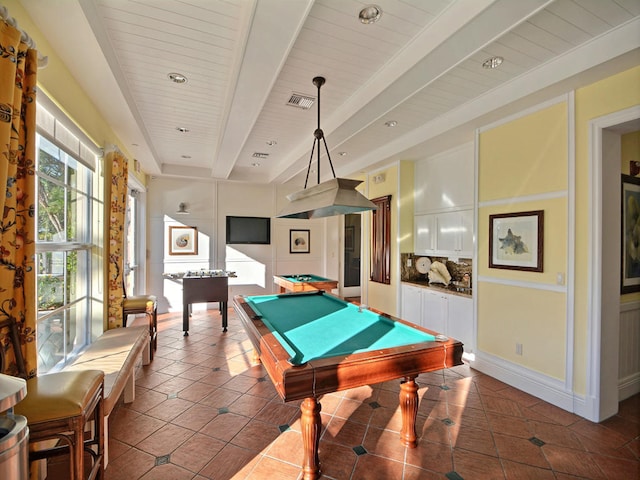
(401, 284, 423, 326)
(435, 212, 459, 253)
(436, 210, 474, 257)
(460, 209, 474, 254)
(401, 283, 473, 353)
(414, 214, 436, 254)
(447, 295, 473, 352)
(415, 210, 473, 257)
(414, 143, 474, 214)
(422, 288, 447, 333)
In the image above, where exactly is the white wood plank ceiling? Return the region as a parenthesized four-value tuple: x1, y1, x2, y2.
(20, 0, 640, 184)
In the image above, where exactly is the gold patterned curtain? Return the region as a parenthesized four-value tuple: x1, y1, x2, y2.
(106, 149, 128, 329)
(0, 20, 38, 378)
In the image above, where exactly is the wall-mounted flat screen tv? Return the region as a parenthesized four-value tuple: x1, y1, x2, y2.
(226, 216, 271, 244)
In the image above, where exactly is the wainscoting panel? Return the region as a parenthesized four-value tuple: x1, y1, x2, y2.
(620, 301, 640, 400)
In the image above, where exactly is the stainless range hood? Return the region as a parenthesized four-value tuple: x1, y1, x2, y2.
(277, 178, 377, 219)
(277, 76, 377, 219)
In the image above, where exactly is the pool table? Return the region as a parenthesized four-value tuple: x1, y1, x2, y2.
(233, 291, 463, 480)
(273, 273, 338, 293)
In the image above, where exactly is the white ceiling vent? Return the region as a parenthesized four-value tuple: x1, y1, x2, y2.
(286, 93, 316, 110)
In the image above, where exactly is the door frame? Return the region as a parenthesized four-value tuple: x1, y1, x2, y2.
(341, 213, 362, 299)
(587, 105, 640, 421)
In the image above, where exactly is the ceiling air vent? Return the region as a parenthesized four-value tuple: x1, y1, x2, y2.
(286, 93, 316, 110)
(252, 152, 269, 159)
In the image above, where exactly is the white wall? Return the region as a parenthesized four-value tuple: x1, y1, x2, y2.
(146, 176, 339, 313)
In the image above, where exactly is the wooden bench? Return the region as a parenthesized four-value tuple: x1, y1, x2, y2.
(63, 325, 150, 465)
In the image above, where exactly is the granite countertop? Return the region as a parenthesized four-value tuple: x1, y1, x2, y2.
(402, 279, 472, 298)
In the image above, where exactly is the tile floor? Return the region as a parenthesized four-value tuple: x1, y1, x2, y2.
(79, 307, 640, 479)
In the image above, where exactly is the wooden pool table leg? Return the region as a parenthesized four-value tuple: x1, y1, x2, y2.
(300, 397, 322, 480)
(399, 376, 419, 447)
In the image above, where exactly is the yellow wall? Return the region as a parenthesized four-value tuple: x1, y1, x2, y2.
(478, 283, 567, 378)
(573, 65, 640, 394)
(621, 130, 640, 176)
(478, 101, 569, 379)
(479, 102, 568, 202)
(478, 65, 640, 392)
(367, 164, 399, 316)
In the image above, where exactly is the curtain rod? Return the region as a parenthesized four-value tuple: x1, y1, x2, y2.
(0, 6, 48, 68)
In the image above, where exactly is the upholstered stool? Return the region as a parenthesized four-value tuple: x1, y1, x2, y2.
(123, 294, 158, 359)
(14, 370, 105, 480)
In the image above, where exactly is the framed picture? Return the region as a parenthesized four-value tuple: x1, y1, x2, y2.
(169, 226, 198, 255)
(290, 229, 310, 254)
(621, 174, 640, 293)
(489, 210, 543, 272)
(345, 225, 355, 251)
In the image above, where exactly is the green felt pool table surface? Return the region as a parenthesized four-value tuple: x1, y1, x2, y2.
(245, 292, 437, 364)
(279, 274, 332, 282)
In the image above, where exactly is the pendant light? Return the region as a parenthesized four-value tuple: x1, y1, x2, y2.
(277, 77, 377, 219)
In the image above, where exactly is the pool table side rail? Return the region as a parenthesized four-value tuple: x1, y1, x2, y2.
(233, 294, 464, 402)
(273, 275, 338, 293)
(235, 296, 316, 399)
(308, 341, 463, 399)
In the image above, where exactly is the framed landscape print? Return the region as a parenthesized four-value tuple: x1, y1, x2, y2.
(489, 210, 543, 272)
(169, 226, 198, 255)
(290, 229, 310, 254)
(621, 174, 640, 293)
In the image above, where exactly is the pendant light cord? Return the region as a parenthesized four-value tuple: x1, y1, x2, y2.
(303, 76, 336, 189)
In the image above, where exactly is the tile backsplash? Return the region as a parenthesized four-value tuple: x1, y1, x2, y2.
(401, 253, 472, 283)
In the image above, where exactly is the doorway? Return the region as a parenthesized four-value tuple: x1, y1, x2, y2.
(589, 106, 640, 422)
(342, 213, 362, 300)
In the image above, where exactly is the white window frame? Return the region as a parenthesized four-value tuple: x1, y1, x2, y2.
(34, 97, 102, 373)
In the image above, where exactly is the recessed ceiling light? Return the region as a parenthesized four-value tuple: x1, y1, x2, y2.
(181, 155, 191, 159)
(176, 127, 189, 133)
(385, 120, 398, 127)
(168, 72, 188, 83)
(482, 56, 503, 69)
(131, 143, 139, 147)
(266, 140, 277, 146)
(338, 152, 347, 156)
(251, 162, 261, 167)
(359, 5, 382, 24)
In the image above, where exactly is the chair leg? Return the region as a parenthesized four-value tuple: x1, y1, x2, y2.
(152, 306, 158, 352)
(145, 310, 157, 360)
(72, 417, 84, 480)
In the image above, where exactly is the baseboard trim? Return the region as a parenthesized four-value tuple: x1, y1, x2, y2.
(471, 351, 576, 412)
(619, 372, 640, 401)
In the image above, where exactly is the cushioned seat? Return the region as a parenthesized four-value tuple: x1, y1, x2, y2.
(122, 293, 157, 359)
(65, 326, 149, 416)
(14, 370, 105, 480)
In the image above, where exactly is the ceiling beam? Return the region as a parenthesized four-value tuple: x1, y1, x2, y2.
(211, 0, 315, 179)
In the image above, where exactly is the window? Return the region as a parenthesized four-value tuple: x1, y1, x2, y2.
(370, 195, 391, 284)
(35, 102, 101, 373)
